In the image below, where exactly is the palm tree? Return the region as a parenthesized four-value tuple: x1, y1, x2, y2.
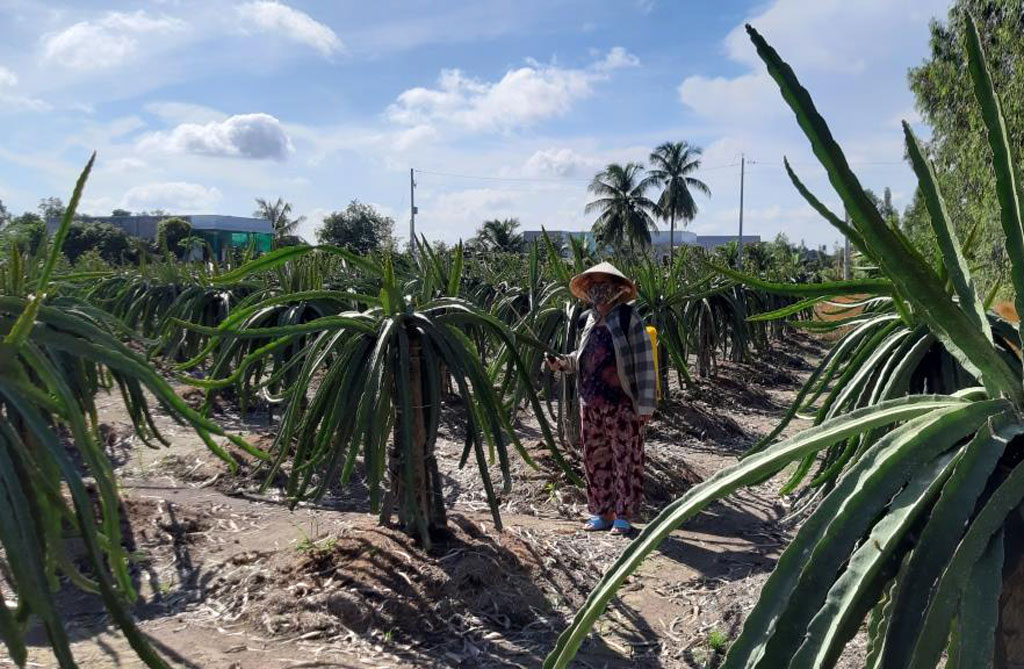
(648, 141, 711, 260)
(585, 162, 660, 253)
(253, 197, 305, 242)
(473, 217, 524, 253)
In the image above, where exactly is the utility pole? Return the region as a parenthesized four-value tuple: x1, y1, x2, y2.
(409, 168, 417, 258)
(737, 153, 745, 268)
(843, 210, 852, 280)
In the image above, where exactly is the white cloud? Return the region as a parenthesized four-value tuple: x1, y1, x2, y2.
(680, 0, 950, 128)
(119, 182, 222, 212)
(0, 64, 49, 112)
(4, 0, 949, 254)
(237, 1, 343, 57)
(0, 66, 17, 87)
(100, 116, 147, 140)
(678, 72, 785, 123)
(433, 188, 516, 213)
(1, 95, 52, 112)
(425, 188, 518, 236)
(671, 0, 947, 253)
(593, 46, 640, 72)
(722, 2, 863, 74)
(386, 47, 638, 134)
(145, 101, 227, 125)
(102, 157, 148, 173)
(80, 196, 117, 216)
(720, 0, 947, 75)
(41, 11, 187, 70)
(393, 124, 439, 151)
(138, 113, 293, 160)
(388, 67, 589, 132)
(524, 148, 598, 177)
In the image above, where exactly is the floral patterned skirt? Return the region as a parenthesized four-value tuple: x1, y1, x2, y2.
(580, 400, 645, 518)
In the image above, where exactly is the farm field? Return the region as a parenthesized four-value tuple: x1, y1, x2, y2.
(17, 336, 828, 668)
(6, 2, 1024, 668)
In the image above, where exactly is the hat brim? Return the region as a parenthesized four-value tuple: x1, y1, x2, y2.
(569, 271, 637, 302)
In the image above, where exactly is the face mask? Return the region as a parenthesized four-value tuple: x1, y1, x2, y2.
(586, 282, 624, 306)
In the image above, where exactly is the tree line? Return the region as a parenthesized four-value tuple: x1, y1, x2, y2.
(0, 195, 401, 263)
(0, 138, 713, 263)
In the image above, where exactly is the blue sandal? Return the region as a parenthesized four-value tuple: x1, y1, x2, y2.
(610, 519, 633, 535)
(583, 516, 613, 532)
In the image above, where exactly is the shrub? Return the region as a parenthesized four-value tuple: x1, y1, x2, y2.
(156, 216, 192, 256)
(0, 214, 47, 254)
(63, 221, 133, 264)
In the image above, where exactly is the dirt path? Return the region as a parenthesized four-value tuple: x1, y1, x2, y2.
(11, 335, 827, 668)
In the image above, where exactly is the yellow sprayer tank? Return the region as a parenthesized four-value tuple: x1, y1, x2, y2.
(646, 326, 660, 401)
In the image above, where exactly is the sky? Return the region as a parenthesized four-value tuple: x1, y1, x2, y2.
(0, 0, 953, 248)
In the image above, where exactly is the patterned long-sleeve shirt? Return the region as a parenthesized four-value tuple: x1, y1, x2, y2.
(578, 324, 630, 406)
(562, 303, 657, 416)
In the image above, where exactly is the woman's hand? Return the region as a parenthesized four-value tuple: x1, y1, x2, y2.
(545, 354, 566, 372)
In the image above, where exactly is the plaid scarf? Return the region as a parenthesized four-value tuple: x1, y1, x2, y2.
(562, 303, 657, 416)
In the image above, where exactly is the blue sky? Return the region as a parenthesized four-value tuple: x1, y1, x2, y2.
(0, 0, 951, 248)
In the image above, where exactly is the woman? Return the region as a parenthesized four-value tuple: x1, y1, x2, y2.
(547, 262, 656, 535)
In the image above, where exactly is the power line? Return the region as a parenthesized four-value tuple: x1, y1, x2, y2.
(413, 168, 591, 184)
(747, 159, 905, 168)
(413, 158, 902, 189)
(413, 160, 746, 185)
(700, 162, 741, 172)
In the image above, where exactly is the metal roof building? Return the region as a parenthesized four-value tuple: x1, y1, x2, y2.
(690, 234, 761, 250)
(523, 229, 759, 252)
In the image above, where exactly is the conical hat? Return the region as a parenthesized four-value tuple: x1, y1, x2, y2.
(569, 262, 637, 301)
